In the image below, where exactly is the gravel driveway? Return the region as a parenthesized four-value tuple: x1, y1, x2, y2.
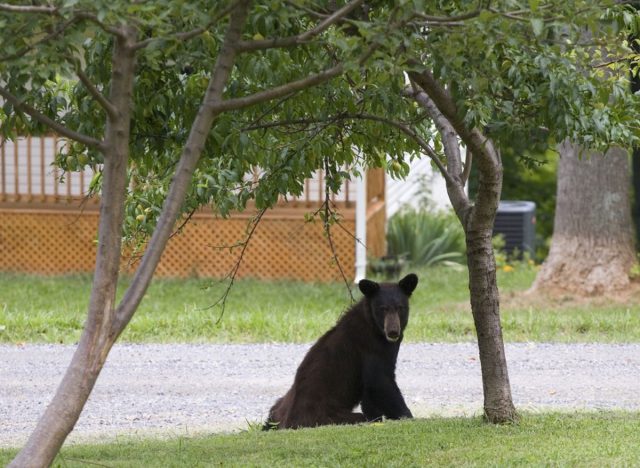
(1, 343, 639, 447)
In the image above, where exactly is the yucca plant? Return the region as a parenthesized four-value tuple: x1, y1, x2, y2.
(386, 207, 465, 267)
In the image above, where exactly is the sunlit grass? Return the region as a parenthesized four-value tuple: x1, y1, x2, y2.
(1, 265, 639, 344)
(2, 413, 639, 467)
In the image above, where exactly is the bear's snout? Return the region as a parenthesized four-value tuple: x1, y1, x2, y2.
(383, 314, 401, 342)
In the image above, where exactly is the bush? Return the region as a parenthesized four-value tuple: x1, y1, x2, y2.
(386, 207, 465, 267)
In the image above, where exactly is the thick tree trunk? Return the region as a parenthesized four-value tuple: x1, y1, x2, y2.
(630, 24, 640, 247)
(634, 147, 640, 246)
(531, 141, 635, 296)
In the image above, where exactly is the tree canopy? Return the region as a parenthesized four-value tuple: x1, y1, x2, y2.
(2, 1, 638, 238)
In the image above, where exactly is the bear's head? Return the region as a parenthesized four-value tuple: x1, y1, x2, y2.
(358, 273, 418, 343)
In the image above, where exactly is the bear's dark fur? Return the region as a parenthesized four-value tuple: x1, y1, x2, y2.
(264, 273, 418, 430)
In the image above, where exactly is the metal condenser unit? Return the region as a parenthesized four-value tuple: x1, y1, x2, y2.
(493, 201, 536, 257)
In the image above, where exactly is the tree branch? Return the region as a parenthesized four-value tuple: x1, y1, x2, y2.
(133, 2, 239, 50)
(0, 85, 103, 149)
(405, 83, 464, 181)
(0, 3, 56, 13)
(408, 68, 500, 171)
(0, 16, 80, 62)
(405, 86, 472, 220)
(347, 113, 458, 188)
(461, 149, 473, 186)
(412, 4, 483, 23)
(235, 0, 364, 52)
(408, 68, 502, 230)
(205, 207, 267, 324)
(74, 64, 118, 119)
(322, 156, 354, 302)
(283, 0, 328, 20)
(487, 7, 558, 22)
(74, 12, 127, 38)
(213, 64, 344, 113)
(242, 112, 457, 188)
(112, 0, 252, 332)
(214, 38, 380, 113)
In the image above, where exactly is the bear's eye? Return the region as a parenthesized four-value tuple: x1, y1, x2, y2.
(379, 305, 406, 314)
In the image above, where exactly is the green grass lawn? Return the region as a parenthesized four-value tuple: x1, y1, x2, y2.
(1, 265, 640, 344)
(2, 413, 638, 467)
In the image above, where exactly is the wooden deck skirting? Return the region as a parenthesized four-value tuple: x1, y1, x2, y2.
(0, 134, 386, 280)
(0, 202, 384, 281)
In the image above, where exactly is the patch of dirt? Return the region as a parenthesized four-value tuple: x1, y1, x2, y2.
(501, 282, 640, 311)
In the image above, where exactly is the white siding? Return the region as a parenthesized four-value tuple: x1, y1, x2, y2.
(386, 157, 453, 217)
(1, 136, 94, 198)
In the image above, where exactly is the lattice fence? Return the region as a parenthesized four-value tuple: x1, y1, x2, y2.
(0, 209, 359, 281)
(0, 210, 99, 274)
(148, 211, 358, 281)
(0, 136, 385, 281)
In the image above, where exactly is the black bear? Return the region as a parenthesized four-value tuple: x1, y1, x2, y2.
(265, 273, 418, 429)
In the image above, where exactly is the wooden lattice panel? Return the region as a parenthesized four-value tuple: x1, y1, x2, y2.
(0, 209, 99, 274)
(1, 135, 387, 280)
(0, 209, 359, 281)
(146, 210, 357, 281)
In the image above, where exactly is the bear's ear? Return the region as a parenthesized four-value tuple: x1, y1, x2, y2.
(399, 273, 418, 296)
(359, 279, 380, 297)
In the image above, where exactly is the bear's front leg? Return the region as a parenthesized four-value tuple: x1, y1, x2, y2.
(362, 357, 413, 420)
(361, 394, 384, 422)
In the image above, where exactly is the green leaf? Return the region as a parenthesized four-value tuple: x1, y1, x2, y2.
(530, 18, 544, 37)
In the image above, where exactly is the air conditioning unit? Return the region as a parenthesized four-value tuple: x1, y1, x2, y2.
(493, 201, 536, 257)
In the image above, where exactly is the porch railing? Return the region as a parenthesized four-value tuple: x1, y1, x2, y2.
(0, 135, 364, 210)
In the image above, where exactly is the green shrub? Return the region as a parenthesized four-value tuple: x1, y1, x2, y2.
(386, 207, 465, 267)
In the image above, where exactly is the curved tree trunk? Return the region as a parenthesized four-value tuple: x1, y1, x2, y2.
(10, 4, 251, 466)
(407, 72, 517, 423)
(463, 154, 517, 423)
(531, 141, 635, 296)
(8, 29, 138, 468)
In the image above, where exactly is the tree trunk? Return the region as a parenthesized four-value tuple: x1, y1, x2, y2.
(9, 29, 138, 468)
(10, 4, 253, 465)
(630, 22, 640, 247)
(463, 149, 517, 423)
(407, 73, 517, 423)
(531, 141, 635, 296)
(466, 228, 517, 422)
(634, 147, 640, 246)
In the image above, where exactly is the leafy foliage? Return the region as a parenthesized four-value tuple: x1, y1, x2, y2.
(1, 1, 638, 246)
(386, 207, 466, 267)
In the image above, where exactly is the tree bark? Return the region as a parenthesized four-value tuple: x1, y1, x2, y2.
(407, 72, 517, 423)
(466, 226, 516, 422)
(112, 0, 251, 332)
(9, 27, 138, 468)
(630, 20, 640, 248)
(531, 141, 635, 296)
(463, 147, 517, 423)
(9, 2, 256, 463)
(634, 147, 640, 246)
